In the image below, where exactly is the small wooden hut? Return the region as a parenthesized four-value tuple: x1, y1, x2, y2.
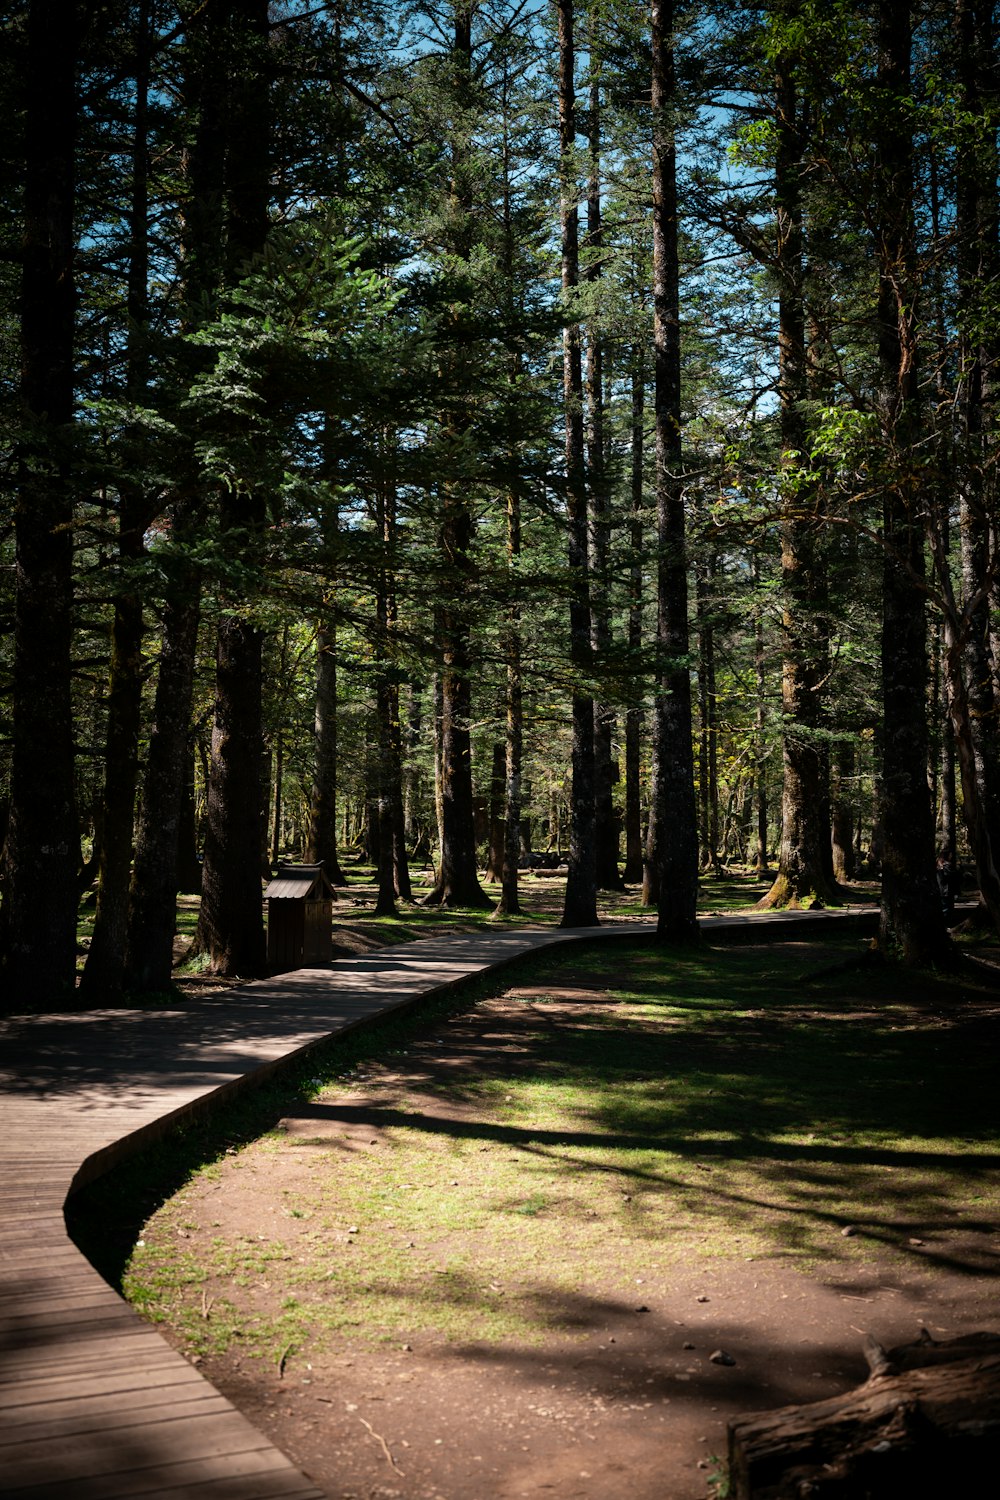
(264, 863, 336, 971)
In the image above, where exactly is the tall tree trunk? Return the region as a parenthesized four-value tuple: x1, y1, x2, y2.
(125, 556, 202, 991)
(650, 0, 698, 941)
(760, 32, 837, 910)
(753, 557, 771, 876)
(194, 0, 270, 974)
(559, 0, 598, 928)
(176, 735, 203, 894)
(937, 657, 958, 869)
(372, 473, 409, 915)
(3, 0, 80, 1002)
(695, 537, 721, 874)
(271, 733, 284, 867)
(374, 683, 398, 918)
(497, 470, 524, 915)
(623, 351, 645, 886)
(951, 0, 1000, 913)
(424, 6, 490, 911)
(389, 680, 412, 901)
(486, 743, 505, 883)
(425, 490, 491, 908)
(875, 0, 952, 964)
(80, 4, 153, 999)
(306, 621, 347, 883)
(586, 35, 622, 893)
(197, 601, 267, 973)
(831, 739, 856, 883)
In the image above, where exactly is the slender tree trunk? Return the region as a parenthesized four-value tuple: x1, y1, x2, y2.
(403, 687, 427, 861)
(937, 659, 958, 869)
(372, 473, 407, 916)
(124, 0, 228, 991)
(559, 0, 598, 928)
(374, 682, 398, 918)
(125, 558, 202, 991)
(650, 0, 698, 941)
(2, 0, 80, 1001)
(424, 7, 490, 911)
(623, 351, 645, 886)
(80, 585, 146, 998)
(389, 681, 412, 901)
(499, 664, 524, 915)
(486, 743, 505, 883)
(753, 558, 771, 876)
(306, 621, 347, 882)
(425, 490, 491, 908)
(271, 735, 284, 867)
(942, 617, 1000, 930)
(176, 736, 203, 894)
(953, 0, 1000, 904)
(831, 740, 856, 883)
(760, 36, 837, 910)
(497, 476, 524, 915)
(695, 537, 721, 874)
(875, 0, 952, 964)
(586, 38, 622, 893)
(80, 6, 153, 999)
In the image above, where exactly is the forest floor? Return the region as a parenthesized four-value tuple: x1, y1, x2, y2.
(88, 921, 1000, 1500)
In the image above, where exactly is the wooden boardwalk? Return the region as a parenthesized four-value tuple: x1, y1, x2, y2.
(0, 908, 876, 1498)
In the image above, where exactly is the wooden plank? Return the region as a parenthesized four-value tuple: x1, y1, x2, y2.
(0, 1352, 199, 1401)
(0, 1411, 320, 1492)
(0, 1388, 235, 1447)
(0, 1372, 209, 1421)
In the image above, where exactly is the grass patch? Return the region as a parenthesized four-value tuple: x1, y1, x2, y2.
(72, 933, 1000, 1371)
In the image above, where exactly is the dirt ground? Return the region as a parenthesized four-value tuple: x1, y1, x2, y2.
(145, 934, 1000, 1500)
(195, 1239, 996, 1500)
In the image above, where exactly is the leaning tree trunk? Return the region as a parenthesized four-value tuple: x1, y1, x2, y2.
(2, 0, 80, 1003)
(650, 0, 699, 941)
(558, 0, 598, 928)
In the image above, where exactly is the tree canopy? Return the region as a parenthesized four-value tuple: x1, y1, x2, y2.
(2, 0, 998, 999)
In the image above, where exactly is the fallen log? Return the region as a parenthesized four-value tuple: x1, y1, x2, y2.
(727, 1330, 1000, 1498)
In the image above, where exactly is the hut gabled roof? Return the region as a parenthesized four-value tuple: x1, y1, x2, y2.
(263, 864, 337, 900)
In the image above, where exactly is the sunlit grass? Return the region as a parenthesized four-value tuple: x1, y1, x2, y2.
(105, 934, 1000, 1369)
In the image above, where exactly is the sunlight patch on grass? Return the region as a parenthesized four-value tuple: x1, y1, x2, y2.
(118, 934, 1000, 1367)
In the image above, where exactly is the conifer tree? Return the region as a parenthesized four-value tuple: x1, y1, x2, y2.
(2, 0, 80, 1001)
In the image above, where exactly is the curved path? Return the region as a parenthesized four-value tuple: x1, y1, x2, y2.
(0, 908, 877, 1498)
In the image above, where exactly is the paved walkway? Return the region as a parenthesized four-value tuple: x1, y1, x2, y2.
(0, 908, 877, 1498)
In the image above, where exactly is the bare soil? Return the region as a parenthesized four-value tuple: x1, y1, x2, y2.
(138, 930, 1000, 1500)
